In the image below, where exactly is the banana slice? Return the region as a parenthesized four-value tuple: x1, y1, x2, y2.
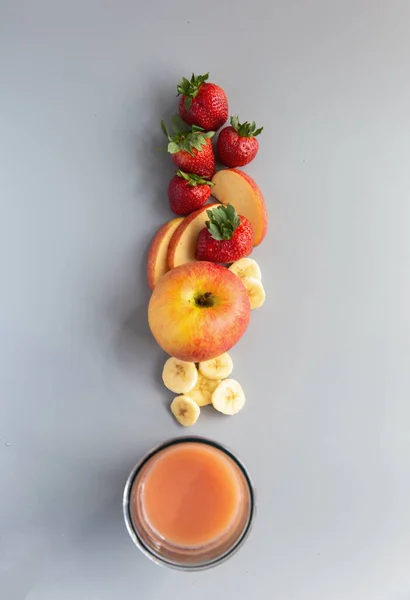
(162, 357, 198, 394)
(186, 372, 221, 406)
(170, 395, 200, 426)
(229, 258, 262, 281)
(242, 276, 266, 310)
(212, 379, 246, 415)
(198, 353, 233, 380)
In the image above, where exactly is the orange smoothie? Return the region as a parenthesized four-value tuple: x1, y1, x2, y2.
(140, 442, 241, 547)
(126, 439, 254, 568)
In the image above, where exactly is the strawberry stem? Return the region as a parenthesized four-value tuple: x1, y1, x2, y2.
(161, 116, 214, 156)
(205, 204, 240, 241)
(230, 115, 263, 138)
(177, 73, 209, 111)
(177, 73, 209, 96)
(176, 170, 214, 187)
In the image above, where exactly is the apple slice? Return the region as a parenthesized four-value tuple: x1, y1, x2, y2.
(167, 202, 219, 269)
(147, 217, 184, 290)
(211, 169, 268, 246)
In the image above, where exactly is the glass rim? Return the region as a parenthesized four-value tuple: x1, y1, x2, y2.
(123, 435, 256, 571)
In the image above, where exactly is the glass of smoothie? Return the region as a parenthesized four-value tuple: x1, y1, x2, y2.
(123, 437, 255, 570)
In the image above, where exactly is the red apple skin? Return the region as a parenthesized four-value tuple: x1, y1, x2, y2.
(211, 168, 268, 246)
(148, 261, 251, 362)
(146, 217, 184, 291)
(232, 169, 268, 245)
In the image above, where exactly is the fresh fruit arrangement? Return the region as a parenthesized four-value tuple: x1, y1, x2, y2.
(145, 72, 269, 426)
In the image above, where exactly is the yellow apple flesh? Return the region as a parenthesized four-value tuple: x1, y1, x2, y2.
(167, 202, 219, 269)
(146, 217, 184, 290)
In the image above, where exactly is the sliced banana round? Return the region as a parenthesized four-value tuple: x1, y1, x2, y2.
(170, 395, 200, 426)
(229, 258, 262, 281)
(242, 276, 266, 310)
(212, 379, 246, 415)
(198, 353, 233, 380)
(162, 357, 198, 394)
(187, 372, 221, 406)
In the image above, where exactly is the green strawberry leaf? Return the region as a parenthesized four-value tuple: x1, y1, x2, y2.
(161, 119, 170, 138)
(178, 77, 190, 91)
(184, 96, 193, 112)
(225, 203, 240, 228)
(222, 226, 233, 240)
(230, 115, 239, 130)
(205, 204, 240, 241)
(176, 170, 214, 186)
(176, 170, 191, 181)
(162, 116, 215, 155)
(167, 142, 180, 154)
(191, 137, 204, 152)
(171, 114, 187, 134)
(177, 72, 209, 99)
(207, 222, 224, 241)
(206, 207, 224, 226)
(229, 115, 263, 138)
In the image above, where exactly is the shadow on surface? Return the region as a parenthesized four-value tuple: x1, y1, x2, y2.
(113, 77, 179, 380)
(133, 80, 177, 220)
(112, 241, 167, 391)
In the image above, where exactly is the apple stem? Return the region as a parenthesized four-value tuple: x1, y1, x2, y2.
(195, 292, 215, 308)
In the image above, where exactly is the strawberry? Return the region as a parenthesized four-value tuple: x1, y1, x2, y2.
(195, 204, 254, 263)
(161, 115, 215, 178)
(168, 170, 214, 215)
(177, 73, 228, 132)
(217, 115, 263, 167)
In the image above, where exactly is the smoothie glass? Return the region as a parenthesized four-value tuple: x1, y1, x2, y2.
(123, 437, 255, 570)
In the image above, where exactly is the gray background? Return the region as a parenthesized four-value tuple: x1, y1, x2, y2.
(1, 1, 409, 598)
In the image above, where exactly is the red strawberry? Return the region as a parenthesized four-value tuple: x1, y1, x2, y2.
(168, 170, 214, 215)
(217, 116, 263, 167)
(172, 137, 215, 178)
(195, 204, 254, 263)
(161, 115, 215, 178)
(177, 73, 228, 132)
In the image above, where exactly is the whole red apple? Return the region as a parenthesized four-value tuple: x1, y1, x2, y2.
(148, 262, 251, 362)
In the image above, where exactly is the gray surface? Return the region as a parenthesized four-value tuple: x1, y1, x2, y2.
(1, 1, 409, 598)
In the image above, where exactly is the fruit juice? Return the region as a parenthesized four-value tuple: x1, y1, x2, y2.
(140, 442, 241, 547)
(125, 438, 254, 568)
